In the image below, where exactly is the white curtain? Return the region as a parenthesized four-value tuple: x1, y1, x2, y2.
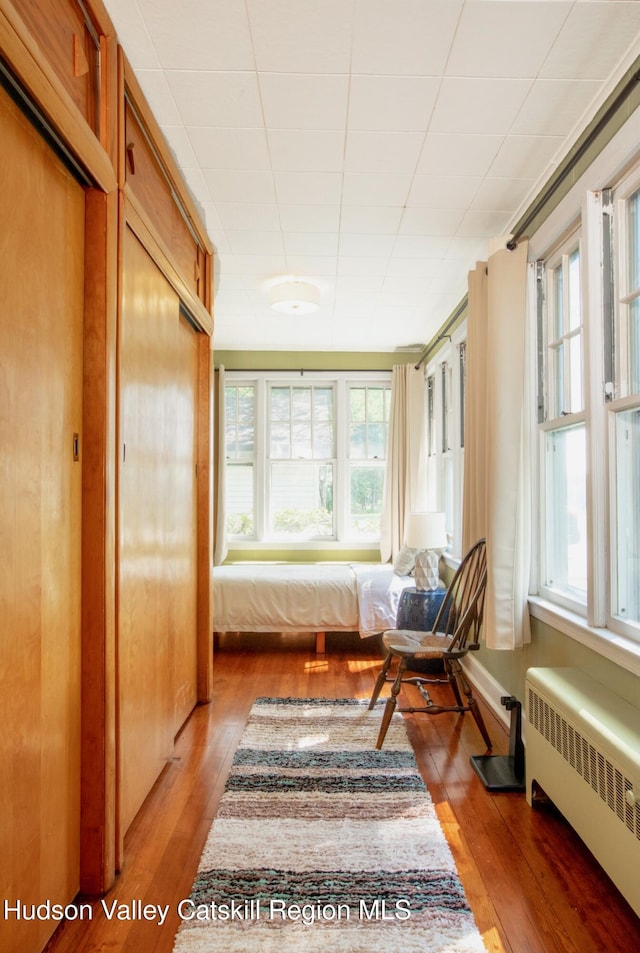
(462, 241, 531, 650)
(380, 363, 428, 563)
(213, 364, 228, 565)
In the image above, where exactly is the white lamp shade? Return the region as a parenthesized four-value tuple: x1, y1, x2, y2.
(404, 511, 447, 550)
(269, 280, 320, 314)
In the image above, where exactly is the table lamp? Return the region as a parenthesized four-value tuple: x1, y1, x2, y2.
(404, 511, 447, 590)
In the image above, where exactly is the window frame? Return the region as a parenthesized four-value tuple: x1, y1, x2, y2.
(223, 369, 392, 551)
(526, 123, 640, 664)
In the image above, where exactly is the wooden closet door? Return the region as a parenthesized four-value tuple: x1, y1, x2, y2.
(118, 229, 199, 836)
(172, 314, 199, 732)
(0, 88, 84, 953)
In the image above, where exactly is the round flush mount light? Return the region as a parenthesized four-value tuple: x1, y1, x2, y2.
(269, 280, 320, 314)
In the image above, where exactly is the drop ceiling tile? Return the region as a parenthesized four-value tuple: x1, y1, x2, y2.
(345, 132, 425, 174)
(348, 76, 440, 132)
(399, 207, 466, 237)
(167, 72, 262, 127)
(541, 2, 640, 81)
(268, 130, 345, 173)
(279, 205, 341, 232)
(283, 232, 339, 256)
(339, 206, 404, 234)
(259, 74, 349, 129)
(471, 177, 535, 213)
(247, 0, 353, 72)
(445, 237, 490, 262)
(180, 166, 212, 205)
(385, 258, 444, 279)
(137, 0, 254, 70)
(338, 234, 396, 257)
(382, 275, 432, 294)
(335, 276, 385, 294)
(446, 1, 570, 79)
(283, 256, 338, 276)
(159, 126, 200, 169)
(391, 236, 451, 259)
(351, 0, 462, 75)
(188, 127, 270, 170)
(488, 135, 564, 179)
(456, 209, 512, 238)
(274, 172, 343, 205)
(407, 175, 482, 209)
(341, 174, 412, 207)
(134, 71, 181, 125)
(217, 253, 288, 276)
(416, 133, 503, 177)
(203, 170, 276, 204)
(101, 0, 161, 67)
(227, 231, 285, 255)
(337, 257, 390, 277)
(431, 78, 531, 135)
(216, 203, 281, 231)
(510, 80, 603, 136)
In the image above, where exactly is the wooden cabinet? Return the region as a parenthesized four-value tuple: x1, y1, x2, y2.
(0, 84, 85, 953)
(1, 1, 213, 948)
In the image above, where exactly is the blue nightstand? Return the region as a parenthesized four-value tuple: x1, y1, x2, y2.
(395, 586, 447, 673)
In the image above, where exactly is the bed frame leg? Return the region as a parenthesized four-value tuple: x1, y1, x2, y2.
(315, 632, 326, 654)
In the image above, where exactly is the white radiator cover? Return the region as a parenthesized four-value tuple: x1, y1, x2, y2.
(525, 667, 640, 916)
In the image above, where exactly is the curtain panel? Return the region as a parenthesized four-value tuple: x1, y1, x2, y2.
(380, 363, 428, 563)
(462, 242, 531, 650)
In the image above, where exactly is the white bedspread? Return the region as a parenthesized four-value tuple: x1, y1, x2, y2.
(212, 562, 413, 637)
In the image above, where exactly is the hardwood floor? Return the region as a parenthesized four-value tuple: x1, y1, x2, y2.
(46, 633, 640, 953)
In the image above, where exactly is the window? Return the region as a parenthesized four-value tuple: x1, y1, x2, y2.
(609, 179, 640, 632)
(348, 385, 390, 538)
(224, 383, 255, 537)
(224, 372, 391, 547)
(538, 236, 587, 610)
(532, 165, 640, 646)
(268, 385, 334, 539)
(425, 330, 466, 556)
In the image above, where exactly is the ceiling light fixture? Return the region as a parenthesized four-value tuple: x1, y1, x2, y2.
(269, 280, 320, 314)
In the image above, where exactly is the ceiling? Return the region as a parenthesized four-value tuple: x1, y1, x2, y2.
(102, 0, 640, 353)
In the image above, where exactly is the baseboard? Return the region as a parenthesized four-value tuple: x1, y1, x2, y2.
(461, 655, 512, 734)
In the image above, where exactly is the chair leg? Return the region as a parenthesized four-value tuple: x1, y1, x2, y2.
(368, 651, 393, 709)
(375, 658, 406, 749)
(452, 666, 492, 749)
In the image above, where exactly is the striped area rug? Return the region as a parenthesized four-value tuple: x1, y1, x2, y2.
(172, 697, 487, 953)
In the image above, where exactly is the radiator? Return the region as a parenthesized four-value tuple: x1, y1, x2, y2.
(525, 667, 640, 916)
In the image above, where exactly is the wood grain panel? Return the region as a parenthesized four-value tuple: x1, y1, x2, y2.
(124, 101, 206, 306)
(171, 315, 199, 732)
(118, 228, 177, 837)
(0, 85, 84, 953)
(11, 0, 100, 132)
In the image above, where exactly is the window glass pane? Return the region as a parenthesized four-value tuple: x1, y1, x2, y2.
(226, 464, 254, 536)
(270, 463, 333, 538)
(544, 425, 587, 601)
(225, 384, 255, 460)
(627, 187, 640, 291)
(349, 423, 366, 459)
(568, 249, 581, 331)
(270, 423, 290, 459)
(350, 388, 365, 421)
(349, 465, 385, 538)
(614, 408, 640, 625)
(314, 421, 333, 458)
(314, 387, 333, 422)
(553, 264, 563, 338)
(367, 388, 385, 421)
(292, 387, 311, 420)
(271, 387, 290, 421)
(569, 334, 582, 413)
(552, 342, 563, 418)
(292, 422, 312, 458)
(629, 297, 640, 394)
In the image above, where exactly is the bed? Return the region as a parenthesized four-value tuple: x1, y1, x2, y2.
(212, 562, 414, 652)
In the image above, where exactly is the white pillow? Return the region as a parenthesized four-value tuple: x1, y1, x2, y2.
(393, 545, 417, 576)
